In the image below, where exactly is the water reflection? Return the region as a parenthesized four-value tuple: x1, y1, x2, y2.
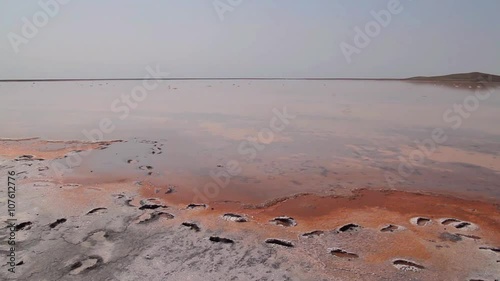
(1, 80, 499, 201)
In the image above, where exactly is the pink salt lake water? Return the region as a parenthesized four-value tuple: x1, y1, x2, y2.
(1, 80, 499, 202)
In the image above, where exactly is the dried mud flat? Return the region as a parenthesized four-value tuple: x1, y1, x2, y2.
(0, 139, 499, 281)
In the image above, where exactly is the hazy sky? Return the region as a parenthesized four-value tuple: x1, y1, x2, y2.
(1, 0, 499, 79)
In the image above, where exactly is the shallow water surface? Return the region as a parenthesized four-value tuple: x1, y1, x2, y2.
(1, 80, 499, 201)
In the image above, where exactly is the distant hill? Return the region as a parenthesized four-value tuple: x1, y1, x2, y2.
(407, 72, 500, 83)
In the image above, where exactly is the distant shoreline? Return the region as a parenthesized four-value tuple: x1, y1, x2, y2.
(0, 78, 404, 82)
(407, 72, 500, 83)
(1, 72, 499, 82)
